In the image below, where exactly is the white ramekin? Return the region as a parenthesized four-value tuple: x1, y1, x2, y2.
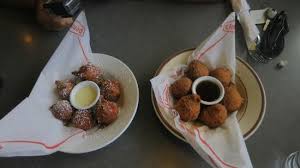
(70, 81, 100, 110)
(192, 76, 225, 105)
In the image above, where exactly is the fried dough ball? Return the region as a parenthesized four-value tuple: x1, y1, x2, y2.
(199, 104, 227, 128)
(170, 77, 192, 99)
(101, 80, 121, 102)
(210, 67, 232, 86)
(71, 109, 94, 130)
(175, 94, 201, 122)
(50, 100, 73, 121)
(186, 60, 209, 80)
(223, 84, 243, 113)
(95, 98, 119, 125)
(72, 63, 102, 82)
(55, 79, 75, 99)
(94, 76, 106, 86)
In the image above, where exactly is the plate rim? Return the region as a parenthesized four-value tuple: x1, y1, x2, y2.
(151, 48, 266, 141)
(60, 53, 140, 154)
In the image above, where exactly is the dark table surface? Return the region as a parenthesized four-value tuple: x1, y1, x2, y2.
(0, 0, 299, 167)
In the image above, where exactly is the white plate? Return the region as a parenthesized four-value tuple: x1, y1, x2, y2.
(151, 49, 266, 141)
(60, 53, 139, 153)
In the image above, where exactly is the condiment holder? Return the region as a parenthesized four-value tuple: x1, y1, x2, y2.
(70, 81, 100, 110)
(192, 76, 224, 105)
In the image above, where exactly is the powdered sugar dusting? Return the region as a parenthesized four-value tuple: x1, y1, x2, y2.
(95, 98, 119, 125)
(50, 100, 73, 120)
(72, 110, 94, 130)
(55, 80, 75, 99)
(101, 80, 121, 102)
(52, 63, 122, 130)
(85, 63, 101, 75)
(72, 63, 102, 81)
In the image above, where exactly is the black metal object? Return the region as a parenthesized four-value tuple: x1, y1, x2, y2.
(43, 0, 81, 17)
(251, 11, 289, 63)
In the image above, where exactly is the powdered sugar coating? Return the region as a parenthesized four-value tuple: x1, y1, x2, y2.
(101, 80, 121, 102)
(50, 100, 73, 120)
(95, 98, 119, 125)
(52, 63, 122, 130)
(55, 79, 75, 99)
(72, 109, 94, 130)
(72, 63, 102, 82)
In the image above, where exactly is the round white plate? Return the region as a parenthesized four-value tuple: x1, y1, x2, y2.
(151, 49, 266, 141)
(60, 53, 139, 153)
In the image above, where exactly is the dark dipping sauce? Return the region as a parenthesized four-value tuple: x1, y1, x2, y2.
(196, 81, 220, 102)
